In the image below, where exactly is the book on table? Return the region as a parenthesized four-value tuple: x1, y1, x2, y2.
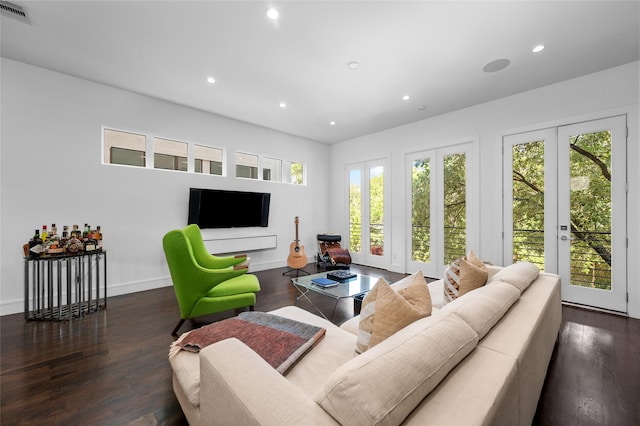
(311, 277, 339, 288)
(326, 270, 357, 282)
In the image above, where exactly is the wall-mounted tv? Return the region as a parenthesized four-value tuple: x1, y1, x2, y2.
(188, 188, 271, 229)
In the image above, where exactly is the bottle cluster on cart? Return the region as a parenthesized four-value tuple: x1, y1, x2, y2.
(24, 223, 103, 258)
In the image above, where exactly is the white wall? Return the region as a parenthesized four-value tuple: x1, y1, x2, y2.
(0, 58, 330, 315)
(3, 58, 638, 318)
(329, 61, 640, 318)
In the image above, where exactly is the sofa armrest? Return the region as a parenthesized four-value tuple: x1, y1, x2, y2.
(199, 338, 338, 426)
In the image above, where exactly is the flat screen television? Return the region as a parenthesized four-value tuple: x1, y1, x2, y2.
(188, 188, 271, 228)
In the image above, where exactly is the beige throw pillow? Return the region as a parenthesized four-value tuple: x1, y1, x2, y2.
(356, 272, 431, 353)
(444, 250, 488, 304)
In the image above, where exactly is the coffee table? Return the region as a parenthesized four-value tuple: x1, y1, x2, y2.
(290, 271, 376, 320)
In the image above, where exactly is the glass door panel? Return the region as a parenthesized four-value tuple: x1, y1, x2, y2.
(443, 153, 467, 265)
(349, 168, 362, 254)
(558, 116, 627, 312)
(369, 165, 384, 257)
(503, 129, 557, 271)
(347, 160, 389, 268)
(411, 157, 431, 263)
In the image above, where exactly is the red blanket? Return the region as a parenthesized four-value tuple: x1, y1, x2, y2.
(169, 312, 326, 374)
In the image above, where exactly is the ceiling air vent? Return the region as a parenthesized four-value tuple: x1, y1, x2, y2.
(0, 1, 30, 24)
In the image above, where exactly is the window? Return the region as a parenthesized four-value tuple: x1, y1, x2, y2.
(104, 129, 146, 167)
(262, 157, 281, 181)
(236, 152, 259, 179)
(284, 161, 305, 185)
(154, 137, 188, 171)
(102, 128, 306, 185)
(195, 145, 223, 175)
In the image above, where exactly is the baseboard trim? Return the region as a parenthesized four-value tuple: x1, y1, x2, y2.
(1, 260, 292, 316)
(561, 301, 628, 317)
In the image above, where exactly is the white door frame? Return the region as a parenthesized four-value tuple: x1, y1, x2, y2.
(346, 158, 390, 269)
(406, 141, 478, 278)
(557, 115, 627, 312)
(503, 115, 627, 313)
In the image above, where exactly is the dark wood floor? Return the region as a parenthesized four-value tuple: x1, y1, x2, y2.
(1, 264, 638, 425)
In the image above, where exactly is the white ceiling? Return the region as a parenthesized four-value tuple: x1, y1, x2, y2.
(1, 1, 638, 144)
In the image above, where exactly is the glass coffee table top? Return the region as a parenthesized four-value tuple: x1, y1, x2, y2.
(290, 271, 377, 320)
(292, 272, 375, 299)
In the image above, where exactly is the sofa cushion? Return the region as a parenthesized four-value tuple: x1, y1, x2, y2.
(403, 346, 519, 426)
(356, 272, 431, 353)
(316, 312, 478, 426)
(268, 306, 359, 397)
(444, 251, 488, 304)
(487, 261, 540, 292)
(441, 280, 520, 340)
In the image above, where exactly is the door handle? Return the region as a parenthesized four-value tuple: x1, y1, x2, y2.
(560, 235, 576, 241)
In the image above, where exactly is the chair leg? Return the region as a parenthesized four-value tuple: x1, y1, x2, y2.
(250, 305, 255, 311)
(172, 319, 186, 336)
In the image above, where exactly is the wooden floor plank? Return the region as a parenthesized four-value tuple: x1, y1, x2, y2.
(2, 264, 638, 425)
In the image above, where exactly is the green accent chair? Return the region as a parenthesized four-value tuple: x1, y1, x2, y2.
(163, 224, 261, 336)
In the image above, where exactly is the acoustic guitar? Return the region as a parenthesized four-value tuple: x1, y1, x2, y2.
(287, 216, 307, 269)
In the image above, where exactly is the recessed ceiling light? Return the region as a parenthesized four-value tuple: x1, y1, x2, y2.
(206, 76, 216, 84)
(329, 121, 336, 126)
(532, 45, 545, 53)
(279, 102, 286, 108)
(402, 95, 411, 101)
(347, 61, 359, 70)
(267, 8, 279, 20)
(483, 58, 511, 73)
(417, 105, 426, 110)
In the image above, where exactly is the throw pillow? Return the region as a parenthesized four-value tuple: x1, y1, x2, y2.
(444, 250, 488, 304)
(356, 272, 431, 353)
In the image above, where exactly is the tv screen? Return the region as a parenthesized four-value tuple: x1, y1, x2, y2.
(188, 188, 271, 228)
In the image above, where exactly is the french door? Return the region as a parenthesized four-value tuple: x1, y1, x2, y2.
(406, 144, 475, 278)
(504, 116, 627, 313)
(347, 159, 389, 269)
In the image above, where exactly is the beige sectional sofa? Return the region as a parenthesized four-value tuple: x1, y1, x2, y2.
(170, 263, 561, 425)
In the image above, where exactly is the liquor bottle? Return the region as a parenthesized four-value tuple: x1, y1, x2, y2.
(50, 223, 59, 244)
(94, 225, 103, 249)
(83, 224, 90, 239)
(60, 226, 69, 249)
(67, 236, 82, 254)
(41, 225, 48, 242)
(83, 236, 97, 252)
(28, 230, 42, 258)
(71, 224, 80, 239)
(29, 230, 42, 249)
